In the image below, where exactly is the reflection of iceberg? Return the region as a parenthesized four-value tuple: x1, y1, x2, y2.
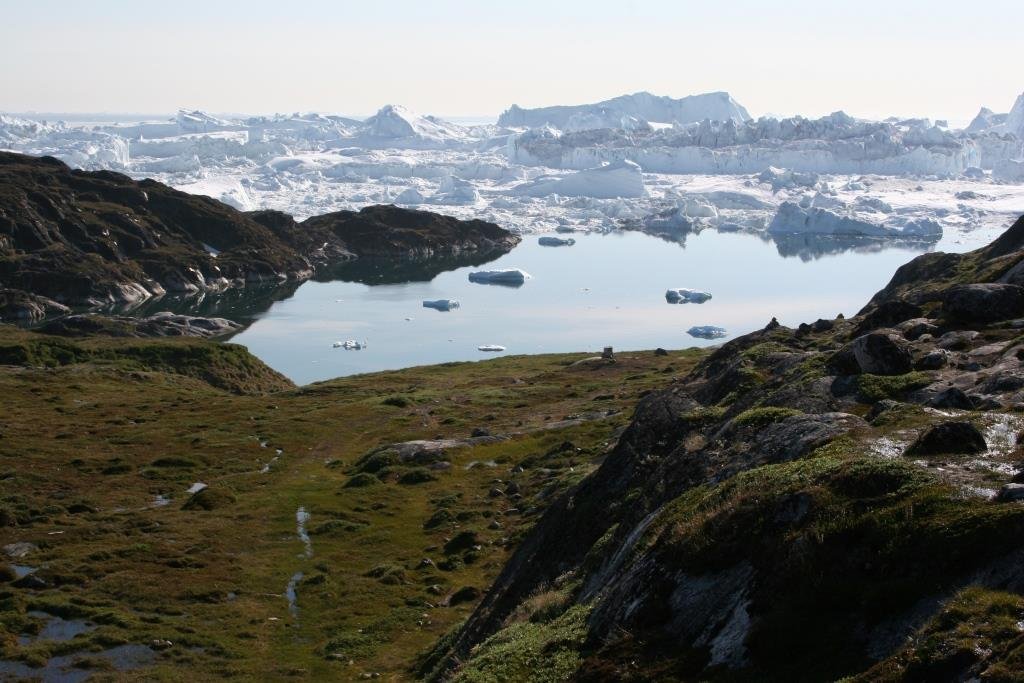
(423, 299, 460, 311)
(666, 288, 712, 304)
(478, 344, 506, 352)
(318, 248, 512, 286)
(768, 232, 930, 262)
(687, 326, 727, 339)
(468, 268, 531, 287)
(538, 236, 576, 247)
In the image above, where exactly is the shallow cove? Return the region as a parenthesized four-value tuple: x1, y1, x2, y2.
(213, 227, 988, 384)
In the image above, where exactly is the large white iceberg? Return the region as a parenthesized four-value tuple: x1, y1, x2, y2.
(498, 91, 751, 129)
(768, 202, 942, 239)
(511, 160, 644, 199)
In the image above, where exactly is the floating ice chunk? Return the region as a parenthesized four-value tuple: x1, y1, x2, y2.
(687, 326, 727, 339)
(478, 344, 506, 352)
(468, 268, 531, 286)
(423, 299, 460, 311)
(538, 236, 576, 246)
(666, 288, 712, 304)
(333, 340, 367, 350)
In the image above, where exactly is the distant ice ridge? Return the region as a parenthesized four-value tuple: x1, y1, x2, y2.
(498, 91, 751, 130)
(508, 111, 981, 176)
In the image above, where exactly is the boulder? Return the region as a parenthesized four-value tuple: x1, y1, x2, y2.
(942, 284, 1024, 324)
(904, 421, 987, 456)
(995, 484, 1024, 502)
(851, 333, 913, 375)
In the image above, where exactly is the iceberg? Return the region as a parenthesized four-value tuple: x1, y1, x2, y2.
(468, 268, 531, 286)
(423, 299, 460, 311)
(498, 91, 751, 129)
(687, 326, 727, 339)
(768, 202, 942, 239)
(333, 340, 367, 350)
(666, 289, 712, 304)
(478, 344, 506, 352)
(511, 160, 644, 199)
(538, 236, 575, 246)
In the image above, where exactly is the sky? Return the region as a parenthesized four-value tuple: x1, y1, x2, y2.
(2, 0, 1022, 124)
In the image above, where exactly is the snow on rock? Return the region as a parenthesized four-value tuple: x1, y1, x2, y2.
(512, 160, 645, 199)
(538, 236, 576, 246)
(468, 269, 531, 286)
(666, 289, 712, 304)
(768, 201, 942, 239)
(498, 91, 751, 129)
(423, 299, 460, 311)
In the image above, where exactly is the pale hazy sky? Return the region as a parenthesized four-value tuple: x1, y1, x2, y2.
(2, 0, 1021, 123)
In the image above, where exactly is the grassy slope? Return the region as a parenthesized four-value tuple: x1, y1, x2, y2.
(0, 327, 702, 680)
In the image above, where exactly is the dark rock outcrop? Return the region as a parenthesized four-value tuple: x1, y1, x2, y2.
(850, 332, 913, 375)
(38, 312, 241, 338)
(0, 152, 518, 317)
(429, 214, 1024, 683)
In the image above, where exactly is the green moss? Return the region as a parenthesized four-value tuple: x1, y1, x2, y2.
(343, 473, 382, 488)
(856, 372, 932, 402)
(732, 406, 804, 429)
(452, 605, 591, 683)
(859, 587, 1024, 681)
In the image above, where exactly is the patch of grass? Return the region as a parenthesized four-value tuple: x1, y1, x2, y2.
(451, 605, 591, 683)
(856, 372, 932, 402)
(732, 406, 804, 429)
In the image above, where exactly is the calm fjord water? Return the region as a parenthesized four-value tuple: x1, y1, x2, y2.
(218, 229, 985, 385)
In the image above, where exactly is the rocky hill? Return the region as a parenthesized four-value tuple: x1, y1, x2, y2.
(0, 152, 518, 319)
(426, 215, 1024, 681)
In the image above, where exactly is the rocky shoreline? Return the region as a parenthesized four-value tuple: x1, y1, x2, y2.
(0, 152, 519, 322)
(427, 214, 1024, 681)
